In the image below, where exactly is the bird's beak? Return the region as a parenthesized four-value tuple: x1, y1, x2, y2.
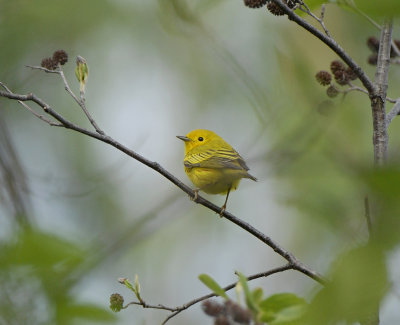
(176, 135, 191, 142)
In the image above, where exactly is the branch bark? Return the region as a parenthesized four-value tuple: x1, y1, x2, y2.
(372, 19, 392, 165)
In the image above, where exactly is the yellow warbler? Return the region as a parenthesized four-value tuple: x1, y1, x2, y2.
(177, 129, 257, 214)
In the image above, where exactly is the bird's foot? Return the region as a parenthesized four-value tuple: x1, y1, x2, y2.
(190, 189, 199, 203)
(219, 204, 226, 217)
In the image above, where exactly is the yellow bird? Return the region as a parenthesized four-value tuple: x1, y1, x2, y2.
(177, 129, 257, 214)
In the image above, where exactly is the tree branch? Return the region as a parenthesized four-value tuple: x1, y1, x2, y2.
(371, 19, 392, 166)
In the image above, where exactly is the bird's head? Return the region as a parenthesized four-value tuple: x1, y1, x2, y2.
(177, 129, 219, 153)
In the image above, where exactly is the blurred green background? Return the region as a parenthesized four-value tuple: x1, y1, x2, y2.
(1, 0, 400, 324)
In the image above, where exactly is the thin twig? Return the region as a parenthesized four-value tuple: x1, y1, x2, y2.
(0, 88, 326, 285)
(161, 264, 293, 324)
(57, 66, 104, 135)
(123, 301, 178, 312)
(25, 65, 60, 74)
(298, 2, 331, 38)
(343, 83, 369, 96)
(0, 82, 61, 126)
(364, 196, 373, 239)
(386, 98, 400, 126)
(340, 84, 395, 104)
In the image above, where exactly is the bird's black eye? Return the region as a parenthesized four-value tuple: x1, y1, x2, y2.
(198, 137, 204, 141)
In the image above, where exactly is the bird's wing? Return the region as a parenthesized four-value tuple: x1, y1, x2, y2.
(184, 147, 249, 170)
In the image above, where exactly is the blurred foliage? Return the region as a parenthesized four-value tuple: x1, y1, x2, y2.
(307, 244, 387, 325)
(0, 228, 115, 324)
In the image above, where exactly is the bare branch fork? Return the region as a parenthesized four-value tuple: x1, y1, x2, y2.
(0, 69, 325, 286)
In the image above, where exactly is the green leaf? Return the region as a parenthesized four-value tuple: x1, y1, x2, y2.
(270, 305, 307, 325)
(259, 310, 276, 323)
(259, 293, 307, 325)
(260, 293, 306, 312)
(122, 278, 135, 292)
(198, 274, 228, 300)
(60, 303, 116, 323)
(252, 287, 264, 305)
(236, 272, 257, 312)
(354, 0, 400, 16)
(0, 229, 84, 272)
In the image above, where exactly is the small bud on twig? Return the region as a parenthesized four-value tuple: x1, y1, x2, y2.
(41, 57, 58, 70)
(330, 60, 345, 74)
(368, 53, 378, 65)
(52, 50, 68, 65)
(315, 70, 332, 86)
(75, 55, 89, 95)
(243, 0, 268, 9)
(109, 293, 124, 312)
(326, 85, 339, 98)
(367, 36, 380, 53)
(202, 300, 224, 317)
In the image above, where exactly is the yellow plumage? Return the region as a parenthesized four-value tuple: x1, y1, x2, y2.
(177, 129, 256, 213)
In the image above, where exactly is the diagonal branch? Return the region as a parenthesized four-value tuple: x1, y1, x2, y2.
(0, 88, 326, 285)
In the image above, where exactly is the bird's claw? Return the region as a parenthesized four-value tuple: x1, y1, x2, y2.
(219, 205, 226, 217)
(190, 189, 199, 202)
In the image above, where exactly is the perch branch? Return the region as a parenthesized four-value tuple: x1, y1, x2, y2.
(0, 87, 326, 285)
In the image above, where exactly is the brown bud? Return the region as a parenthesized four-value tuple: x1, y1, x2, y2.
(315, 70, 332, 86)
(40, 57, 57, 70)
(202, 300, 224, 317)
(367, 36, 380, 52)
(345, 67, 357, 81)
(330, 60, 345, 74)
(326, 85, 339, 98)
(214, 315, 231, 325)
(333, 70, 349, 86)
(368, 53, 378, 65)
(266, 1, 285, 16)
(225, 301, 251, 324)
(52, 50, 68, 65)
(286, 0, 297, 9)
(244, 0, 268, 8)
